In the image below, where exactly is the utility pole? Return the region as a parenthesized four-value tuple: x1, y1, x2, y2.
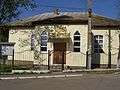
(87, 0, 93, 69)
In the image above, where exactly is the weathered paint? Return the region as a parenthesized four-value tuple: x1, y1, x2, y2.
(8, 25, 120, 68)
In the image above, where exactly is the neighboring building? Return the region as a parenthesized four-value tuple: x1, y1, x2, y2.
(1, 11, 120, 69)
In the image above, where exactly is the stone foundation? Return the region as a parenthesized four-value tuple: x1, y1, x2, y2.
(91, 64, 117, 69)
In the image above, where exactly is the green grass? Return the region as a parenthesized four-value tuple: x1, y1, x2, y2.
(0, 64, 32, 74)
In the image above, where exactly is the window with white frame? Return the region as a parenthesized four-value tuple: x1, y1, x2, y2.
(40, 31, 48, 52)
(94, 35, 104, 53)
(73, 31, 80, 52)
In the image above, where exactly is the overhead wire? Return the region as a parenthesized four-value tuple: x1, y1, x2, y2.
(37, 3, 87, 12)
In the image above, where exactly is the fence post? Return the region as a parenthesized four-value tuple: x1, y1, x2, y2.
(86, 51, 88, 69)
(2, 56, 6, 74)
(62, 51, 64, 71)
(0, 62, 1, 74)
(0, 62, 1, 75)
(108, 29, 111, 68)
(48, 50, 50, 70)
(12, 49, 14, 70)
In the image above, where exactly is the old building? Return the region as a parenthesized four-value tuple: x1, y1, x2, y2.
(1, 11, 120, 69)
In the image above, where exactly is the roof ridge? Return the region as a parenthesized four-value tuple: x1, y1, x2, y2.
(93, 13, 119, 21)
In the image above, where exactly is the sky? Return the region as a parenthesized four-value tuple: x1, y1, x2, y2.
(19, 0, 119, 19)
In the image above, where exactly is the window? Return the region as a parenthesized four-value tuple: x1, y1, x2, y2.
(41, 31, 48, 52)
(94, 35, 103, 53)
(73, 31, 80, 52)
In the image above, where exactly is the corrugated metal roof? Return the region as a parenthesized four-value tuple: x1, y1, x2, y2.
(3, 12, 120, 26)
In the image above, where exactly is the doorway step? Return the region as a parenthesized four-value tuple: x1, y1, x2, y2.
(50, 65, 63, 72)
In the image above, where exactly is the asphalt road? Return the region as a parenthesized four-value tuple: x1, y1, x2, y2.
(0, 74, 120, 90)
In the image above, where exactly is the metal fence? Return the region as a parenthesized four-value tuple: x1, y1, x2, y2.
(0, 49, 119, 74)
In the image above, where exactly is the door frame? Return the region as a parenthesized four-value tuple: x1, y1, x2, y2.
(53, 42, 66, 64)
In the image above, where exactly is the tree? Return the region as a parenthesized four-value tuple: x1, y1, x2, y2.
(0, 0, 36, 24)
(17, 25, 67, 68)
(0, 0, 36, 44)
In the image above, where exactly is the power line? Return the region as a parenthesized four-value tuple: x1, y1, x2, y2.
(38, 3, 87, 11)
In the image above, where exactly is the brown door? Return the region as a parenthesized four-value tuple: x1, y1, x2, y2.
(53, 43, 66, 64)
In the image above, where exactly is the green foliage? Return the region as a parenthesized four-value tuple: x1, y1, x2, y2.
(0, 0, 36, 24)
(18, 25, 56, 64)
(0, 64, 12, 73)
(0, 29, 9, 42)
(13, 66, 31, 70)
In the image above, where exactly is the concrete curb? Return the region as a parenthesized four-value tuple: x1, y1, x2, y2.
(0, 74, 83, 80)
(12, 70, 50, 74)
(63, 69, 120, 73)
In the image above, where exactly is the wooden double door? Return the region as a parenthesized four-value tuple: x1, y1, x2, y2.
(53, 43, 66, 64)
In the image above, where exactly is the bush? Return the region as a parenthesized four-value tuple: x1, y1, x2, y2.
(13, 66, 32, 70)
(0, 65, 12, 73)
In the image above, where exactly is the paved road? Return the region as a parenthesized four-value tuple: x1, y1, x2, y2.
(0, 74, 120, 90)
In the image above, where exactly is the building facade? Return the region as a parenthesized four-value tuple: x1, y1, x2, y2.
(2, 12, 120, 69)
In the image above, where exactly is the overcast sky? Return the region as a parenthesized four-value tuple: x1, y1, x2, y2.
(19, 0, 119, 19)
